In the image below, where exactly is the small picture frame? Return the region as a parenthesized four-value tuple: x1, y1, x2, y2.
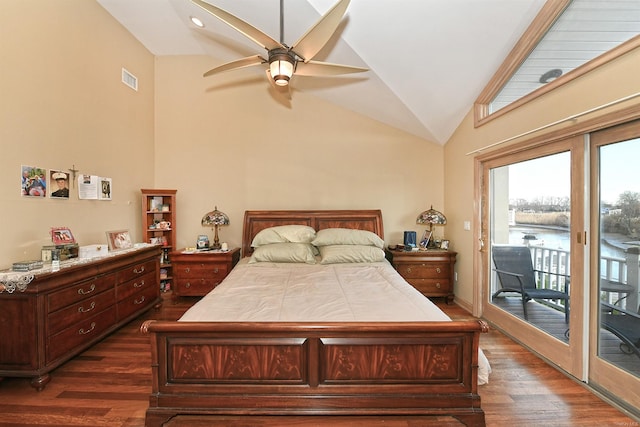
(419, 230, 432, 250)
(106, 229, 133, 251)
(440, 239, 450, 250)
(51, 227, 75, 245)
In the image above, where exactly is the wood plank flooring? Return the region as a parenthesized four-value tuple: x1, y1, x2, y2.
(0, 292, 638, 426)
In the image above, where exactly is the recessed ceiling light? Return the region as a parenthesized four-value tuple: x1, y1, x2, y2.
(190, 16, 204, 28)
(539, 68, 563, 84)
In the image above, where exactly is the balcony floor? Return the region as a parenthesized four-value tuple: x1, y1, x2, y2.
(491, 296, 640, 376)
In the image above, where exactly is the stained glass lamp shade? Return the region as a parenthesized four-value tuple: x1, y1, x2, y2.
(201, 206, 229, 249)
(416, 206, 447, 232)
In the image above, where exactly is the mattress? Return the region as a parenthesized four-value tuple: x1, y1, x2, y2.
(180, 258, 491, 384)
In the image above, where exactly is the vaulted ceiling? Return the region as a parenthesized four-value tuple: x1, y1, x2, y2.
(97, 0, 548, 144)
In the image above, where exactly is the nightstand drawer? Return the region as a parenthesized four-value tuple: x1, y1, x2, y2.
(175, 278, 222, 295)
(395, 262, 450, 279)
(175, 262, 229, 280)
(406, 278, 451, 294)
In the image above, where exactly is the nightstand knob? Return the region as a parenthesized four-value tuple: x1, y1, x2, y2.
(185, 282, 191, 288)
(213, 268, 219, 274)
(185, 267, 191, 273)
(436, 267, 441, 274)
(406, 267, 412, 273)
(436, 282, 441, 289)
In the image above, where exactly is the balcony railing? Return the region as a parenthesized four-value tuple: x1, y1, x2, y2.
(526, 245, 639, 312)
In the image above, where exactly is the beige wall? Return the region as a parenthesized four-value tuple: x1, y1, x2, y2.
(444, 45, 640, 305)
(153, 55, 444, 251)
(0, 0, 155, 268)
(0, 1, 444, 269)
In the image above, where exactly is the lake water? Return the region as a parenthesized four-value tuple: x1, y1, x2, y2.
(509, 226, 625, 259)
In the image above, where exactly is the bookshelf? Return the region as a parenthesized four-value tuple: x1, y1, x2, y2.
(141, 189, 177, 292)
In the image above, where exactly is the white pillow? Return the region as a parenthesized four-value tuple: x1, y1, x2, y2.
(312, 228, 384, 249)
(318, 245, 385, 264)
(251, 225, 317, 247)
(249, 243, 317, 264)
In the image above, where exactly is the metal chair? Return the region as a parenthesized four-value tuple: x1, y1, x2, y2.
(492, 245, 570, 323)
(601, 301, 640, 359)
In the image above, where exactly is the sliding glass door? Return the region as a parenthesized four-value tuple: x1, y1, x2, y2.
(589, 122, 640, 408)
(481, 136, 585, 378)
(479, 120, 640, 411)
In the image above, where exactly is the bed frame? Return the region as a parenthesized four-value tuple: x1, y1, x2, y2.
(141, 210, 488, 426)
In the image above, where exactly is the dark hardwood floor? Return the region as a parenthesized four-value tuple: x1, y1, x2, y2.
(0, 292, 638, 426)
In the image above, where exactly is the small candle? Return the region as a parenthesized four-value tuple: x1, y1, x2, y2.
(221, 242, 228, 251)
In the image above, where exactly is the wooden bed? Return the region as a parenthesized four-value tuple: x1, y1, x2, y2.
(141, 210, 488, 426)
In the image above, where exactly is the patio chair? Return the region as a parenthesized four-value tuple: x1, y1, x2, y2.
(601, 301, 640, 359)
(492, 245, 570, 323)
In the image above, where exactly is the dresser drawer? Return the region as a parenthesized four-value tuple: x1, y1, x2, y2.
(47, 274, 115, 313)
(117, 259, 157, 283)
(117, 284, 158, 321)
(47, 290, 116, 336)
(46, 308, 116, 363)
(395, 262, 450, 279)
(116, 270, 156, 302)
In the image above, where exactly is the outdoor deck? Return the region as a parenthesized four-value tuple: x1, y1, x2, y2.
(492, 296, 640, 376)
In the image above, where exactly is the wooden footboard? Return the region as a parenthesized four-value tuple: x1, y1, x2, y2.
(141, 320, 488, 427)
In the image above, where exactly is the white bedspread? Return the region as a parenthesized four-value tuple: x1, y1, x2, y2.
(180, 258, 491, 384)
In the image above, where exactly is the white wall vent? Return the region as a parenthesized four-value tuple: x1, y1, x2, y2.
(121, 68, 138, 91)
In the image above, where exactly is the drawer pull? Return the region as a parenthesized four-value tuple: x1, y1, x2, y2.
(185, 282, 191, 288)
(78, 301, 96, 313)
(78, 284, 96, 295)
(185, 267, 191, 273)
(133, 280, 145, 288)
(133, 266, 145, 274)
(78, 322, 96, 335)
(436, 283, 441, 289)
(134, 295, 146, 305)
(436, 267, 441, 274)
(213, 268, 219, 274)
(406, 267, 412, 274)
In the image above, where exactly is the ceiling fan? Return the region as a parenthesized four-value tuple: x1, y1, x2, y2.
(190, 0, 368, 98)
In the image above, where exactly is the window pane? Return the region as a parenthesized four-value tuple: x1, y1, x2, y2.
(490, 152, 571, 340)
(598, 138, 640, 376)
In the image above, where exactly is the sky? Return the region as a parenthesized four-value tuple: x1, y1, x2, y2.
(507, 137, 640, 205)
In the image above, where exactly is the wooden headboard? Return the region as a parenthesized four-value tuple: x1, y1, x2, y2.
(242, 210, 384, 256)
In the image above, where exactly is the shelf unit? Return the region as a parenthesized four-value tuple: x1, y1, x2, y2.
(141, 189, 177, 292)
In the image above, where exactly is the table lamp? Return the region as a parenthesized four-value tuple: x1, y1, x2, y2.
(416, 206, 447, 249)
(201, 206, 229, 250)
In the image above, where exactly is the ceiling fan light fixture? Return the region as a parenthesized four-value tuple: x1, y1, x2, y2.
(269, 52, 295, 86)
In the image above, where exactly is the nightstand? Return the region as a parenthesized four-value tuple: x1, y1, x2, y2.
(171, 248, 241, 297)
(386, 249, 457, 304)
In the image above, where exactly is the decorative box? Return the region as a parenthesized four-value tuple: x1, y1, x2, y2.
(79, 244, 109, 259)
(12, 260, 44, 272)
(41, 243, 79, 262)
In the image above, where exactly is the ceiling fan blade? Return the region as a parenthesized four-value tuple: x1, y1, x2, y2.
(295, 60, 367, 77)
(291, 0, 351, 62)
(203, 55, 266, 77)
(265, 70, 292, 100)
(191, 0, 285, 51)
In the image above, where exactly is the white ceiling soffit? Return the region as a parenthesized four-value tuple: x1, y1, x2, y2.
(492, 0, 640, 113)
(96, 0, 546, 145)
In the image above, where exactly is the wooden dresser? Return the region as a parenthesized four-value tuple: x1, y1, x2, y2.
(386, 249, 457, 304)
(0, 245, 161, 390)
(171, 248, 241, 297)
